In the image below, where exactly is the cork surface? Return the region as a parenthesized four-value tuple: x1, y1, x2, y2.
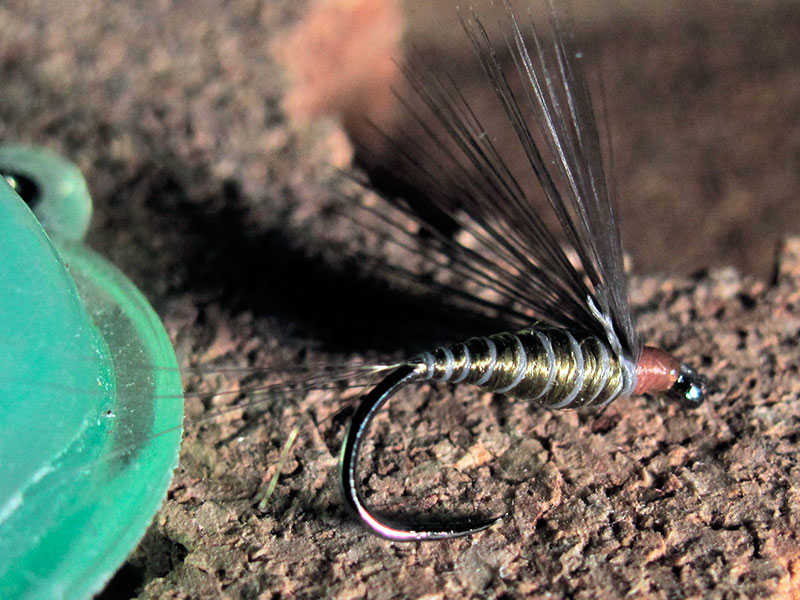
(2, 1, 800, 598)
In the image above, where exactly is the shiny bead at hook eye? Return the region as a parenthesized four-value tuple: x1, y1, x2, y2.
(666, 364, 707, 407)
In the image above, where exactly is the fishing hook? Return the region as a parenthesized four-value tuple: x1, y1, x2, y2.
(339, 363, 503, 541)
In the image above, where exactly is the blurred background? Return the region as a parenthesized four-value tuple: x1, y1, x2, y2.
(276, 0, 800, 280)
(1, 0, 798, 287)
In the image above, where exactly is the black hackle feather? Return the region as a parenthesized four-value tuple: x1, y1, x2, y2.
(336, 1, 647, 541)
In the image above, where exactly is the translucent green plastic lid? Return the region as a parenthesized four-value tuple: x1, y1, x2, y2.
(0, 146, 184, 600)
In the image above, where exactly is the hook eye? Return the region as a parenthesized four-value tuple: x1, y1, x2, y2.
(665, 364, 707, 408)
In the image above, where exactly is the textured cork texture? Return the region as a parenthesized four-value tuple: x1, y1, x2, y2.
(2, 1, 800, 599)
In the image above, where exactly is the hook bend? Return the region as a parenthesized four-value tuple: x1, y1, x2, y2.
(339, 363, 502, 541)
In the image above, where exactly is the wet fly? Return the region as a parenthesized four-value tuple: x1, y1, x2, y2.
(334, 1, 707, 541)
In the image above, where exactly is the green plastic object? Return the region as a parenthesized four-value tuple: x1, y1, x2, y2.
(0, 145, 92, 241)
(0, 147, 184, 600)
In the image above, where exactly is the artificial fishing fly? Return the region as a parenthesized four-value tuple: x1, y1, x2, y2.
(335, 1, 707, 542)
(0, 0, 709, 552)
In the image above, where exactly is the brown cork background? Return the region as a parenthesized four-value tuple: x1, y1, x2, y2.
(2, 0, 800, 598)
